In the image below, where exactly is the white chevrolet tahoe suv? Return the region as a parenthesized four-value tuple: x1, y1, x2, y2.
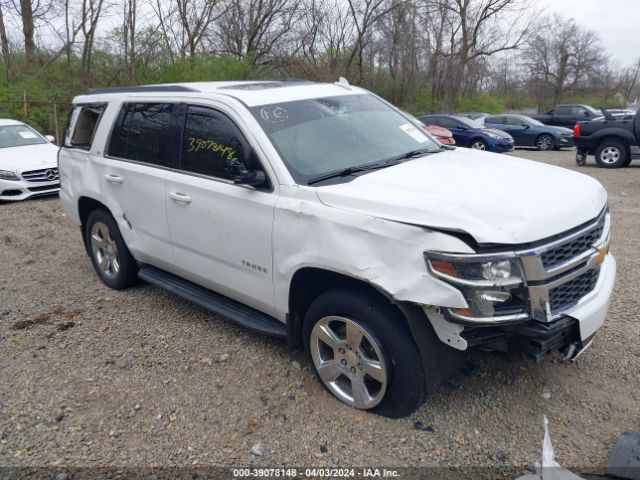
(59, 81, 616, 417)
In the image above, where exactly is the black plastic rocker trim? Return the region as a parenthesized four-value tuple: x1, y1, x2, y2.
(138, 264, 287, 338)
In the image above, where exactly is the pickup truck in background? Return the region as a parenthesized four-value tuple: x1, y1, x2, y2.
(530, 104, 600, 127)
(574, 110, 640, 168)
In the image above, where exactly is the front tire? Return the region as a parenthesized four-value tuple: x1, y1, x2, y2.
(85, 209, 138, 289)
(470, 139, 488, 150)
(536, 134, 555, 151)
(303, 287, 425, 418)
(595, 140, 628, 168)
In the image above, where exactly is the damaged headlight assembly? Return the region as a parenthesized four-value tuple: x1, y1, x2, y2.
(424, 252, 529, 324)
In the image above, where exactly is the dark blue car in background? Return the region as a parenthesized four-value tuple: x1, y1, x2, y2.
(418, 114, 514, 153)
(483, 114, 574, 151)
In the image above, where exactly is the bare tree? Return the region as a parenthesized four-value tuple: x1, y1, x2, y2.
(80, 0, 106, 83)
(345, 0, 402, 83)
(214, 0, 304, 68)
(620, 59, 640, 104)
(122, 0, 138, 82)
(153, 0, 221, 60)
(524, 14, 603, 107)
(0, 1, 11, 81)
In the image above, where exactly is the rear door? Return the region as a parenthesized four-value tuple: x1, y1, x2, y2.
(101, 102, 178, 270)
(165, 103, 277, 315)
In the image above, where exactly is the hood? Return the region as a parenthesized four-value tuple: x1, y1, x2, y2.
(316, 149, 607, 245)
(0, 143, 59, 172)
(482, 128, 513, 140)
(550, 126, 574, 135)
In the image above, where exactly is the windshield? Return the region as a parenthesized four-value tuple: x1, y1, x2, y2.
(584, 105, 599, 116)
(0, 124, 46, 148)
(250, 94, 442, 184)
(454, 116, 485, 129)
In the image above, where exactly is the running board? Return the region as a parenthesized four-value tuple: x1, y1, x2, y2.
(138, 265, 287, 338)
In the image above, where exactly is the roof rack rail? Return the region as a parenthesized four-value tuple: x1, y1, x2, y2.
(84, 85, 199, 95)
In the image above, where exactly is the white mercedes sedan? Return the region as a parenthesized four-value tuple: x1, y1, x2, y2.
(0, 119, 60, 201)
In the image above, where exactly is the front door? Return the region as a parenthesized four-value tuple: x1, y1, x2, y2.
(165, 104, 277, 315)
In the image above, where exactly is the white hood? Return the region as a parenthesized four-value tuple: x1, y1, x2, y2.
(0, 143, 59, 172)
(316, 149, 607, 245)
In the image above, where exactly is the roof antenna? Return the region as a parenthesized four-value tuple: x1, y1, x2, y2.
(336, 77, 351, 89)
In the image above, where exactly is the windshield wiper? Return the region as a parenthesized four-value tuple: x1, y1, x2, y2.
(387, 147, 442, 162)
(307, 145, 444, 185)
(307, 160, 400, 185)
(307, 148, 442, 186)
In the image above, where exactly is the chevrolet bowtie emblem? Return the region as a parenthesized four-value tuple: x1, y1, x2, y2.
(594, 244, 608, 265)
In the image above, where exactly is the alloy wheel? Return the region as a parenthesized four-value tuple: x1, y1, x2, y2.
(310, 316, 388, 409)
(90, 221, 120, 279)
(471, 141, 486, 150)
(600, 147, 620, 164)
(537, 135, 554, 150)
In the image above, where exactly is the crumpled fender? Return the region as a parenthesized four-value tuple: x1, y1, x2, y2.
(273, 185, 472, 316)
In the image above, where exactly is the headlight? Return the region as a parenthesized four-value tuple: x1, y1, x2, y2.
(0, 170, 20, 181)
(425, 252, 528, 323)
(483, 131, 502, 140)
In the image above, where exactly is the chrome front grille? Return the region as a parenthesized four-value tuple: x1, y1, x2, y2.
(21, 167, 59, 183)
(541, 214, 606, 268)
(519, 207, 609, 322)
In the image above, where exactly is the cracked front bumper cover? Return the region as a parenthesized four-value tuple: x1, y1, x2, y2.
(461, 316, 584, 362)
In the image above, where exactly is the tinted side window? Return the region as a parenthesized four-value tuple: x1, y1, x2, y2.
(180, 106, 246, 180)
(575, 107, 589, 117)
(108, 103, 175, 167)
(506, 116, 524, 126)
(436, 117, 457, 128)
(556, 106, 571, 115)
(485, 116, 503, 124)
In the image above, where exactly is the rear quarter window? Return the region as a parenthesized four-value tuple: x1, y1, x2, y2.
(64, 104, 106, 150)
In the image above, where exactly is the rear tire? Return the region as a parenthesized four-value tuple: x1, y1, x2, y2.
(303, 287, 425, 418)
(595, 140, 628, 168)
(85, 209, 138, 290)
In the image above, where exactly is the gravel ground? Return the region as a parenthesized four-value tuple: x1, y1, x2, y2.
(1, 149, 639, 474)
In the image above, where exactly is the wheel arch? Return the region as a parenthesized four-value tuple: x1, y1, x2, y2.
(286, 266, 470, 395)
(469, 136, 488, 148)
(78, 196, 111, 255)
(287, 267, 399, 352)
(535, 132, 556, 146)
(594, 135, 631, 156)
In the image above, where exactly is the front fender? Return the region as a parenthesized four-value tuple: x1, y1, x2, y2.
(272, 188, 473, 316)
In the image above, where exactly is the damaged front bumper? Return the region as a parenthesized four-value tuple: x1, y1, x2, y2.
(423, 253, 616, 361)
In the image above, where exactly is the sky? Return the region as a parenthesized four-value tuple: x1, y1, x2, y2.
(543, 0, 640, 67)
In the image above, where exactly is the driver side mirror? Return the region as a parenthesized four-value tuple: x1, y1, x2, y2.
(227, 158, 268, 187)
(521, 124, 530, 129)
(45, 135, 55, 142)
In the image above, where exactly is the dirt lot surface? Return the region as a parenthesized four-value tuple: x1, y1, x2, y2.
(1, 149, 639, 474)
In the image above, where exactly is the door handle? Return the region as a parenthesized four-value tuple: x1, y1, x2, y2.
(105, 174, 124, 184)
(169, 192, 192, 204)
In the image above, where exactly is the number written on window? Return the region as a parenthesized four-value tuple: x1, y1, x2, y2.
(180, 106, 246, 180)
